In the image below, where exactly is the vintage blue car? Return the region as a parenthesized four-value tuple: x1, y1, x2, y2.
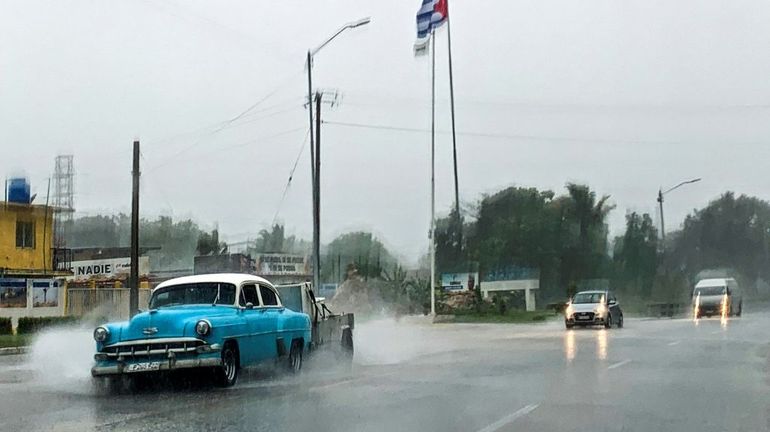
(91, 273, 313, 387)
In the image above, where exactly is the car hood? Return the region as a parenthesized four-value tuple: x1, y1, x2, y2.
(117, 305, 238, 342)
(569, 303, 601, 313)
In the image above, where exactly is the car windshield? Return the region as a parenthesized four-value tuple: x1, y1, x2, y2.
(571, 293, 605, 304)
(149, 283, 236, 308)
(694, 286, 726, 296)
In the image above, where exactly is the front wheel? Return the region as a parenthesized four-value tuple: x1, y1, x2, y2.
(736, 302, 742, 317)
(604, 315, 612, 329)
(214, 343, 239, 387)
(565, 321, 574, 329)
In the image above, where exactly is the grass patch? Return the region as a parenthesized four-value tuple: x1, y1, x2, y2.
(446, 310, 556, 324)
(0, 334, 32, 348)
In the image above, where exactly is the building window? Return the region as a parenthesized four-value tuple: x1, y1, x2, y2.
(16, 221, 34, 248)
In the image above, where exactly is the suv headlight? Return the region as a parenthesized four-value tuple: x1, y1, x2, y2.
(595, 304, 607, 316)
(93, 326, 109, 342)
(565, 305, 573, 318)
(195, 320, 211, 336)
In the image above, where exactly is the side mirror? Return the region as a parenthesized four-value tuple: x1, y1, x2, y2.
(245, 302, 254, 310)
(608, 300, 617, 306)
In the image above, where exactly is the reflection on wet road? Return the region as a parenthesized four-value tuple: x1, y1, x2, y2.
(0, 309, 768, 432)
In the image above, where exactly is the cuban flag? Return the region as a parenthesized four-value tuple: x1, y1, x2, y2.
(414, 0, 448, 55)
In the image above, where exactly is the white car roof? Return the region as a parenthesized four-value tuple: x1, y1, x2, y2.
(695, 278, 734, 288)
(154, 273, 273, 292)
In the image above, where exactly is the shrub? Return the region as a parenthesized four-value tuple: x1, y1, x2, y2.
(0, 318, 11, 335)
(16, 316, 79, 334)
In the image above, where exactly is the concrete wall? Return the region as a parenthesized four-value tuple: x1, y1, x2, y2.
(0, 203, 54, 272)
(66, 288, 152, 321)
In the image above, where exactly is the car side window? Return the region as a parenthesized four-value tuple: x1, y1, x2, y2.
(240, 284, 259, 306)
(259, 285, 279, 306)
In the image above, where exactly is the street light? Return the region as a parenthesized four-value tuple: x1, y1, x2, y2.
(306, 17, 371, 295)
(657, 178, 701, 250)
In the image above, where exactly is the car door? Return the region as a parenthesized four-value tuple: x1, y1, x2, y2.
(238, 283, 264, 365)
(258, 284, 283, 359)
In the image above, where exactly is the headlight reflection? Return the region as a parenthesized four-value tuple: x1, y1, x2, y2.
(564, 329, 576, 362)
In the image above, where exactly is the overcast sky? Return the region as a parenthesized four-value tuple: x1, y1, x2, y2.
(3, 0, 770, 264)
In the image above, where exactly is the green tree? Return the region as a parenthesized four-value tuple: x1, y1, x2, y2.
(324, 232, 395, 282)
(612, 212, 658, 297)
(196, 228, 227, 256)
(668, 192, 770, 295)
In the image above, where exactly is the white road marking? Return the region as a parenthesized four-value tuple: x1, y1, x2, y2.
(475, 404, 539, 432)
(667, 341, 681, 346)
(608, 359, 632, 369)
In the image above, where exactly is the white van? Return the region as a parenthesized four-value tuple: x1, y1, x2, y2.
(692, 278, 742, 318)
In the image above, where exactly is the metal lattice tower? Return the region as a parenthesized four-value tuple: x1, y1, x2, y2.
(53, 155, 75, 247)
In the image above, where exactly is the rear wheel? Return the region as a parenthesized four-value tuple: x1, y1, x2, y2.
(287, 339, 303, 373)
(617, 314, 624, 328)
(736, 302, 742, 317)
(214, 342, 239, 387)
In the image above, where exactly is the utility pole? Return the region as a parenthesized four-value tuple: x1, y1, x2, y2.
(129, 140, 140, 317)
(313, 92, 322, 294)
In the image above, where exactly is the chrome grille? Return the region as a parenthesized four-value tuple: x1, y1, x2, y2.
(101, 338, 205, 359)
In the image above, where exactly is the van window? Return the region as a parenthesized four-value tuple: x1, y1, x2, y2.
(694, 286, 726, 296)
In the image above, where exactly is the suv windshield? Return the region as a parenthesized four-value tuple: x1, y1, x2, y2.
(572, 293, 605, 304)
(149, 283, 236, 308)
(694, 286, 726, 296)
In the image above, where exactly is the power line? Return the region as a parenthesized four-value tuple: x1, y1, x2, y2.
(322, 120, 688, 146)
(146, 71, 304, 173)
(271, 129, 311, 226)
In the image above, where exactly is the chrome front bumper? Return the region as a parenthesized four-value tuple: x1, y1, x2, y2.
(92, 338, 223, 377)
(91, 356, 222, 377)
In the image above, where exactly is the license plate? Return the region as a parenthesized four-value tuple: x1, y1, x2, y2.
(125, 362, 160, 373)
(577, 315, 590, 320)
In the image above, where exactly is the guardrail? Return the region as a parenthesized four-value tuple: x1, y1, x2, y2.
(646, 302, 686, 318)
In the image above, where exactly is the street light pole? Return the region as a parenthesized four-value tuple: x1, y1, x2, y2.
(658, 178, 701, 251)
(306, 17, 371, 293)
(657, 188, 666, 247)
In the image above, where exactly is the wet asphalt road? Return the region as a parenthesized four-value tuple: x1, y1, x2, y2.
(0, 308, 768, 432)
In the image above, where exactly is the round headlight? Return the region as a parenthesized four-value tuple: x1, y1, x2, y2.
(195, 320, 211, 336)
(93, 326, 109, 342)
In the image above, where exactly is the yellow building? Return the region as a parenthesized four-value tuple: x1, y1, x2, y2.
(0, 201, 56, 275)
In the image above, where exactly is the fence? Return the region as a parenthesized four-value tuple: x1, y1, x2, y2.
(66, 288, 151, 320)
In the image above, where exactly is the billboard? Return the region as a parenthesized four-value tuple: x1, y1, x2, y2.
(255, 254, 310, 276)
(32, 280, 58, 307)
(0, 278, 27, 308)
(441, 272, 479, 292)
(68, 257, 150, 281)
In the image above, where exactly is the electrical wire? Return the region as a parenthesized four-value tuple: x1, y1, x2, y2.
(322, 120, 687, 146)
(271, 128, 311, 226)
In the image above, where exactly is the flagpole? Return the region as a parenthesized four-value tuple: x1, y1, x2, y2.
(445, 0, 461, 222)
(430, 29, 437, 317)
